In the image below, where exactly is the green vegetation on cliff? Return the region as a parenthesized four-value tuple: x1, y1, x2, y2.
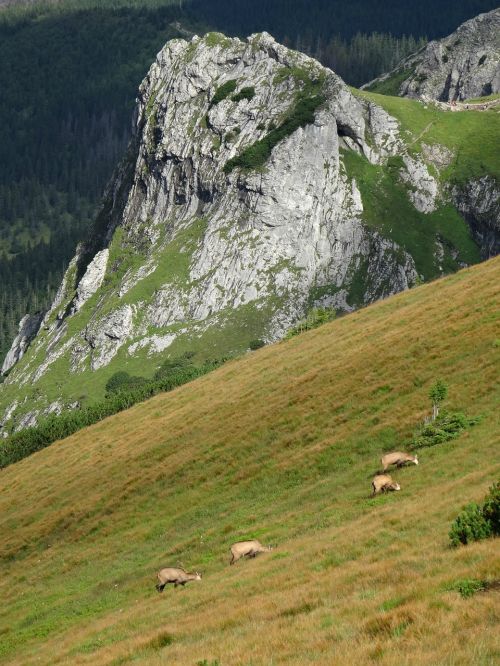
(341, 149, 481, 280)
(356, 89, 500, 183)
(224, 68, 325, 173)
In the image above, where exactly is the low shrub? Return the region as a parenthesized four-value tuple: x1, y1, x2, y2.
(148, 631, 174, 649)
(209, 80, 237, 108)
(231, 86, 255, 102)
(249, 339, 265, 350)
(449, 502, 492, 547)
(105, 371, 147, 395)
(449, 483, 499, 547)
(153, 351, 196, 381)
(482, 482, 500, 536)
(449, 578, 487, 598)
(285, 307, 336, 339)
(411, 411, 479, 449)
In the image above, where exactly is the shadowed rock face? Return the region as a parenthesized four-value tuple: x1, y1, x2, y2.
(368, 9, 500, 102)
(0, 31, 493, 434)
(452, 176, 500, 258)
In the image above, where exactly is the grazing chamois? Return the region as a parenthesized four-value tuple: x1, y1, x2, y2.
(372, 474, 401, 496)
(156, 567, 202, 592)
(229, 539, 273, 565)
(381, 451, 418, 473)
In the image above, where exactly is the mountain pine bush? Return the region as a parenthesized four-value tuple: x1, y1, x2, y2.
(449, 482, 500, 546)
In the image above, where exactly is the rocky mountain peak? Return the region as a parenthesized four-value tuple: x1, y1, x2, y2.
(366, 8, 500, 101)
(0, 30, 495, 435)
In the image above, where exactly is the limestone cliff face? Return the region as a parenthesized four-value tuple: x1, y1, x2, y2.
(0, 32, 488, 434)
(367, 9, 500, 102)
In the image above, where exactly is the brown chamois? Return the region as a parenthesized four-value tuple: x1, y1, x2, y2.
(156, 567, 202, 592)
(381, 451, 418, 473)
(229, 539, 273, 565)
(372, 473, 401, 496)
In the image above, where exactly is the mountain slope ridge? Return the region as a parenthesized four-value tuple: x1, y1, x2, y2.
(0, 256, 498, 664)
(365, 8, 500, 101)
(1, 31, 498, 437)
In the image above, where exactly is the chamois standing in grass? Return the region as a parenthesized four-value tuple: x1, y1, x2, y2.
(156, 567, 202, 591)
(372, 474, 401, 496)
(229, 539, 273, 565)
(381, 451, 418, 473)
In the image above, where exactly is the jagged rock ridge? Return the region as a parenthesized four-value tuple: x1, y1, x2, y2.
(0, 31, 493, 435)
(366, 8, 500, 101)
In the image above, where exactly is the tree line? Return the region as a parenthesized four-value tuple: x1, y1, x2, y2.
(189, 0, 498, 43)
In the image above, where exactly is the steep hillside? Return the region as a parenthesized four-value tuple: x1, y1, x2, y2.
(365, 8, 500, 101)
(1, 32, 498, 436)
(0, 257, 499, 665)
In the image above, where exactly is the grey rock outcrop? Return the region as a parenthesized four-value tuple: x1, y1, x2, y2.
(366, 9, 500, 101)
(1, 312, 44, 375)
(71, 249, 109, 313)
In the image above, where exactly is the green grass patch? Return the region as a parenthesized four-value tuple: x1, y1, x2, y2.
(380, 596, 405, 612)
(353, 89, 500, 184)
(203, 32, 232, 49)
(464, 93, 500, 104)
(210, 80, 238, 108)
(448, 578, 488, 598)
(341, 149, 481, 279)
(363, 69, 411, 97)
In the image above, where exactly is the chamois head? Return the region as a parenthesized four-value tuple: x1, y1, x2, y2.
(413, 455, 419, 465)
(193, 572, 202, 580)
(391, 482, 401, 491)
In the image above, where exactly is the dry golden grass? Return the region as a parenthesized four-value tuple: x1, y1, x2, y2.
(0, 258, 499, 665)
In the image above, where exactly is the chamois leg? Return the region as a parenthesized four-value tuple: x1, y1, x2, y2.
(156, 583, 165, 593)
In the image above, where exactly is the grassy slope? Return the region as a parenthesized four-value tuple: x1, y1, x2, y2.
(0, 257, 499, 665)
(355, 89, 500, 184)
